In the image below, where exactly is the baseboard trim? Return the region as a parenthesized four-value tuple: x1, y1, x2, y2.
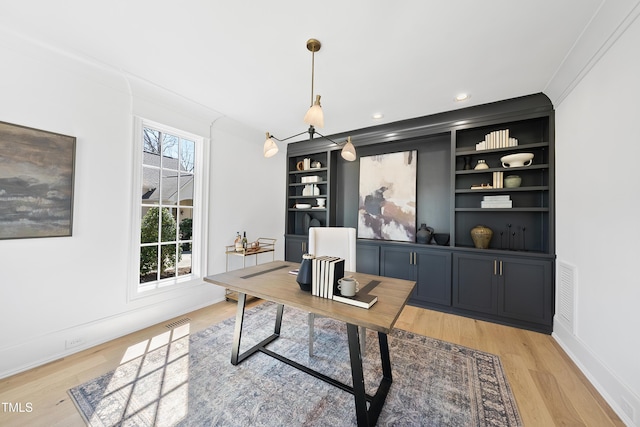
(553, 316, 639, 427)
(0, 287, 225, 379)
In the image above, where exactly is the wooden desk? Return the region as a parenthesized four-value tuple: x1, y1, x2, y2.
(204, 260, 416, 427)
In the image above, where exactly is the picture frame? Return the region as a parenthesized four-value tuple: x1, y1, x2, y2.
(357, 150, 417, 242)
(0, 121, 76, 239)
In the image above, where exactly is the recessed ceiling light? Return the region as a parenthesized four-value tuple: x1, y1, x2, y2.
(372, 113, 384, 120)
(455, 93, 470, 102)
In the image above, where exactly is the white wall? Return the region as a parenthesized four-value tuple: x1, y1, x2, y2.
(0, 29, 284, 378)
(554, 14, 640, 427)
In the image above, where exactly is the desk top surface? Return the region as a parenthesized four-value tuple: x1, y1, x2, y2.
(204, 260, 416, 334)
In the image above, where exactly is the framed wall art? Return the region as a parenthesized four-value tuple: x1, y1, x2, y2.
(0, 121, 76, 239)
(358, 150, 417, 242)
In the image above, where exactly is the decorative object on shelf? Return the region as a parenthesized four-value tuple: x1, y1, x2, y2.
(358, 150, 417, 242)
(470, 225, 493, 249)
(0, 121, 76, 240)
(302, 184, 313, 196)
(316, 198, 326, 208)
(296, 253, 314, 292)
(295, 203, 312, 209)
(296, 161, 304, 171)
(474, 159, 489, 170)
(309, 218, 321, 227)
(263, 39, 357, 161)
(464, 156, 471, 170)
(416, 223, 434, 244)
(433, 233, 450, 246)
(303, 158, 311, 170)
(471, 183, 493, 189)
(501, 152, 533, 168)
(311, 161, 322, 168)
(504, 175, 522, 188)
(313, 184, 320, 196)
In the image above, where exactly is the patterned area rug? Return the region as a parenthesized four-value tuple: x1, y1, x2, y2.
(69, 302, 522, 426)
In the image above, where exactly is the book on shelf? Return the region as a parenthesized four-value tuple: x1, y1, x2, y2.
(481, 200, 512, 208)
(492, 171, 503, 188)
(332, 292, 378, 309)
(477, 129, 518, 150)
(483, 194, 511, 201)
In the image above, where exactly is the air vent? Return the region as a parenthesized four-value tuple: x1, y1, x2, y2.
(165, 318, 191, 329)
(557, 262, 576, 333)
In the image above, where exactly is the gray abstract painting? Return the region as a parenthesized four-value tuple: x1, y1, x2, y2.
(358, 150, 417, 242)
(0, 122, 75, 239)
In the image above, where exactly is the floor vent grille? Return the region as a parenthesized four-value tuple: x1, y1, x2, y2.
(558, 261, 576, 333)
(165, 318, 191, 329)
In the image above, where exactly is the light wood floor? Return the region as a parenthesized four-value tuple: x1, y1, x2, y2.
(0, 300, 624, 427)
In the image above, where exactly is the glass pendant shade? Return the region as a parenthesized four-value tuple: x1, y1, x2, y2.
(263, 133, 278, 158)
(304, 95, 324, 128)
(341, 136, 356, 161)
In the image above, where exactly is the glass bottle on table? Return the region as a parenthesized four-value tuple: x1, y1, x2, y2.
(242, 231, 248, 250)
(234, 232, 243, 252)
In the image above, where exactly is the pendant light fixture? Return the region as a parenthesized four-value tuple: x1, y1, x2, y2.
(263, 38, 356, 161)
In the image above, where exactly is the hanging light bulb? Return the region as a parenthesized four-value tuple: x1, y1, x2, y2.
(263, 132, 278, 158)
(304, 95, 324, 128)
(341, 136, 356, 161)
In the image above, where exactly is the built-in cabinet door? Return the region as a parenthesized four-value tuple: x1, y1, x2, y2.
(499, 257, 553, 325)
(452, 253, 497, 315)
(381, 247, 416, 281)
(381, 246, 452, 306)
(414, 250, 452, 306)
(285, 236, 307, 263)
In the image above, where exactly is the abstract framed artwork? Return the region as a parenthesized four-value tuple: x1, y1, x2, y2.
(0, 121, 76, 239)
(358, 150, 417, 242)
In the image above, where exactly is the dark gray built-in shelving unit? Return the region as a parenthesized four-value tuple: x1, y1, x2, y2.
(285, 93, 555, 333)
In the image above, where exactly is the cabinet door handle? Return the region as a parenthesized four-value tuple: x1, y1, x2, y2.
(494, 260, 497, 275)
(409, 252, 413, 265)
(302, 242, 306, 253)
(500, 260, 503, 276)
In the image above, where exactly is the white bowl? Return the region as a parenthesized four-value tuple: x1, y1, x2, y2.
(295, 203, 311, 209)
(501, 152, 533, 168)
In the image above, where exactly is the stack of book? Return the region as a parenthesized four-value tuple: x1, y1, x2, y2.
(481, 194, 512, 208)
(311, 256, 344, 299)
(492, 171, 504, 188)
(475, 129, 518, 150)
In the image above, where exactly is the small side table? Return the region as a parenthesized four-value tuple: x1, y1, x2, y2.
(224, 238, 276, 301)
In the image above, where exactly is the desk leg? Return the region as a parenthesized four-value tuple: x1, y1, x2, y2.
(347, 324, 393, 427)
(347, 324, 369, 426)
(230, 292, 247, 365)
(230, 293, 284, 366)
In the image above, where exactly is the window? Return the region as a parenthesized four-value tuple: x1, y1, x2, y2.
(133, 119, 206, 293)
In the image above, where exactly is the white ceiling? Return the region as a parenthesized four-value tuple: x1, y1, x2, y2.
(0, 1, 633, 143)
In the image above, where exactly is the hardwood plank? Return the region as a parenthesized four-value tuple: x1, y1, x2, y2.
(0, 300, 624, 427)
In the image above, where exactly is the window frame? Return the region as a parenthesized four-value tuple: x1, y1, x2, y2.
(128, 117, 209, 300)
